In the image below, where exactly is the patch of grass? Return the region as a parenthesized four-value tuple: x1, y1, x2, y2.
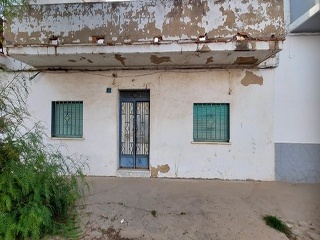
(263, 215, 292, 238)
(151, 210, 157, 217)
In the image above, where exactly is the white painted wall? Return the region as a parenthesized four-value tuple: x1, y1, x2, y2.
(274, 0, 320, 183)
(27, 69, 275, 180)
(274, 34, 320, 144)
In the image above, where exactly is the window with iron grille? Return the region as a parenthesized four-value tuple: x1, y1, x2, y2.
(193, 103, 230, 142)
(51, 101, 83, 138)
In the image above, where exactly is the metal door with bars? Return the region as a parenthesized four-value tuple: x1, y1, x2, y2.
(119, 91, 150, 169)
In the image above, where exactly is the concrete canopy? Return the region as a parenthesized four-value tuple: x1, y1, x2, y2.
(4, 0, 285, 70)
(6, 40, 282, 70)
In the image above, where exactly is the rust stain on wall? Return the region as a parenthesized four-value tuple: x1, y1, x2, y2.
(115, 54, 126, 66)
(150, 55, 171, 64)
(241, 71, 263, 86)
(151, 164, 170, 177)
(234, 56, 258, 64)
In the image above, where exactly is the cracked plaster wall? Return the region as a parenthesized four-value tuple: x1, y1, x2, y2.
(5, 0, 284, 45)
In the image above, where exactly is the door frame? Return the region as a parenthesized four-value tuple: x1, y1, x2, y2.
(118, 90, 150, 169)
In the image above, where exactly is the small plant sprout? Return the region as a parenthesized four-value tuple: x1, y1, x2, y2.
(263, 215, 292, 239)
(151, 210, 157, 217)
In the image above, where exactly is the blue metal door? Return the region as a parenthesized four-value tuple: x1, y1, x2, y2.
(119, 91, 150, 169)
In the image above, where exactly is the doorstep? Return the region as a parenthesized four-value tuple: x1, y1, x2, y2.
(116, 169, 150, 178)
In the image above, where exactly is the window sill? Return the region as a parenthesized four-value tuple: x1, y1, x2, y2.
(191, 141, 231, 145)
(51, 137, 85, 140)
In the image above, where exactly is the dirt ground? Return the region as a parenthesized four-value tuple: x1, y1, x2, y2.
(78, 177, 320, 240)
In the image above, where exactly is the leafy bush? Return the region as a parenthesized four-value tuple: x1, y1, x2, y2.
(0, 72, 87, 239)
(0, 0, 29, 19)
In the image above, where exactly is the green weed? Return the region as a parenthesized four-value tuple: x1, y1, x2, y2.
(151, 210, 157, 217)
(263, 215, 292, 238)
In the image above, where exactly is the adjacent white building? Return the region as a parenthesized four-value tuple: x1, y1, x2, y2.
(274, 0, 320, 182)
(1, 0, 319, 182)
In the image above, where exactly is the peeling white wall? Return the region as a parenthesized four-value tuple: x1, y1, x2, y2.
(5, 0, 284, 45)
(27, 69, 275, 180)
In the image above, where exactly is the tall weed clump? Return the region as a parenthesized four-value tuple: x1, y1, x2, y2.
(0, 73, 87, 239)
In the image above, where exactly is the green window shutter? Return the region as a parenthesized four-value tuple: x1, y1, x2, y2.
(52, 101, 83, 138)
(193, 103, 229, 142)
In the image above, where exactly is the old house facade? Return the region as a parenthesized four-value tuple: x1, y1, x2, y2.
(1, 0, 318, 181)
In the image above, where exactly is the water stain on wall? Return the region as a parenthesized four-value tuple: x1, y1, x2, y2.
(150, 55, 171, 64)
(206, 56, 213, 64)
(115, 54, 126, 66)
(234, 56, 258, 64)
(241, 71, 263, 86)
(151, 164, 170, 177)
